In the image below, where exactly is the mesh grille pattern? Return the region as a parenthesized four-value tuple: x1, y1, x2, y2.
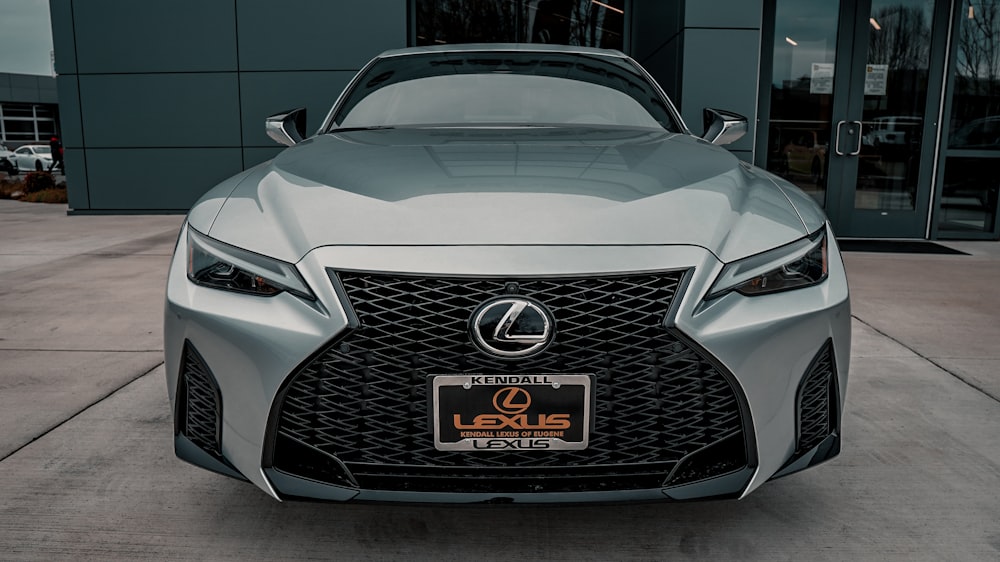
(273, 271, 745, 491)
(798, 341, 836, 453)
(181, 344, 222, 456)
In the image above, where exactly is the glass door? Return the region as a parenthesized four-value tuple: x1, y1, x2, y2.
(828, 0, 950, 237)
(761, 0, 844, 211)
(761, 0, 952, 238)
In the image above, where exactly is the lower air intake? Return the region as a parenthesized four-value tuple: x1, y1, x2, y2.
(797, 340, 837, 454)
(178, 342, 223, 458)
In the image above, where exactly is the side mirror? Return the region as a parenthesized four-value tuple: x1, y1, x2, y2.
(266, 108, 307, 146)
(702, 108, 748, 146)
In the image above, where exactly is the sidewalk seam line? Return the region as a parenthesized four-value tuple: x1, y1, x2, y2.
(852, 315, 1000, 404)
(0, 361, 164, 465)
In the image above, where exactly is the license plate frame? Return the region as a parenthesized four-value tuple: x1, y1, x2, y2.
(431, 374, 592, 452)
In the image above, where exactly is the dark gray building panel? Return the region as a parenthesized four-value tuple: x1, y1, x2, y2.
(55, 76, 83, 148)
(49, 0, 77, 75)
(684, 1, 763, 29)
(38, 75, 58, 99)
(630, 1, 684, 103)
(680, 28, 760, 155)
(86, 148, 243, 210)
(56, 0, 407, 211)
(71, 0, 238, 74)
(236, 0, 407, 71)
(63, 149, 89, 208)
(239, 70, 356, 147)
(4, 74, 58, 104)
(78, 73, 242, 148)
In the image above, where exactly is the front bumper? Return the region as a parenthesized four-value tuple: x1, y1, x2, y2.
(164, 227, 850, 502)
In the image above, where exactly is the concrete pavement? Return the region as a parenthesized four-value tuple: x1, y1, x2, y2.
(0, 199, 998, 560)
(0, 200, 181, 459)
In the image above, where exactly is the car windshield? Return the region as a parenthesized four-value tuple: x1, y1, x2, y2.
(331, 51, 677, 131)
(35, 146, 51, 154)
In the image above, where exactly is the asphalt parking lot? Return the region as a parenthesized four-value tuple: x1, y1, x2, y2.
(1, 199, 998, 560)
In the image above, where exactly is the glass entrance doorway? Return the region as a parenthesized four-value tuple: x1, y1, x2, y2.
(761, 0, 952, 237)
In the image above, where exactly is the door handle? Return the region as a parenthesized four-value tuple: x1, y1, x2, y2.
(834, 120, 848, 156)
(849, 120, 863, 156)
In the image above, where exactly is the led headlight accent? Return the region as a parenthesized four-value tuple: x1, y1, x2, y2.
(707, 227, 828, 299)
(186, 226, 314, 300)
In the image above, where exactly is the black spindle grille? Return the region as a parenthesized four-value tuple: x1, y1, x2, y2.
(271, 271, 747, 492)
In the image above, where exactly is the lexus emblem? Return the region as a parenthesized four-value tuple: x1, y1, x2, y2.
(492, 387, 532, 414)
(470, 297, 555, 358)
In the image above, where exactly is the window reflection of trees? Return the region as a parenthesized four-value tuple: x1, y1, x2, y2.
(867, 4, 931, 70)
(939, 1, 1000, 234)
(954, 1, 1000, 128)
(415, 0, 625, 50)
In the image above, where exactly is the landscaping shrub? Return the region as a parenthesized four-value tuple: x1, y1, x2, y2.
(23, 188, 68, 204)
(24, 171, 56, 193)
(0, 179, 18, 199)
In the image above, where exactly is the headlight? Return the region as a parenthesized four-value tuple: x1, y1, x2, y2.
(186, 226, 314, 300)
(707, 226, 828, 299)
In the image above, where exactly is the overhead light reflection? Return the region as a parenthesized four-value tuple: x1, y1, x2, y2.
(591, 1, 624, 14)
(870, 17, 881, 30)
(785, 37, 798, 46)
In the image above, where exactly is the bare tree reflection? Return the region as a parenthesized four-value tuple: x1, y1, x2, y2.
(415, 0, 624, 50)
(956, 0, 1000, 116)
(867, 4, 931, 69)
(415, 0, 519, 45)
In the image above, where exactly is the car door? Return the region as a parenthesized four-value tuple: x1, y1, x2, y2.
(12, 147, 31, 169)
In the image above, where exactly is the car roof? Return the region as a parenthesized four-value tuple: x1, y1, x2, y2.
(376, 43, 628, 59)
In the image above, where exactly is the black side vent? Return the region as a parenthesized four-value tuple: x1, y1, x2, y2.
(177, 342, 223, 458)
(796, 340, 837, 454)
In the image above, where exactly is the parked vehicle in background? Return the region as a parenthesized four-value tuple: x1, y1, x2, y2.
(10, 145, 53, 172)
(862, 116, 922, 148)
(772, 127, 828, 185)
(949, 116, 1000, 149)
(0, 143, 18, 176)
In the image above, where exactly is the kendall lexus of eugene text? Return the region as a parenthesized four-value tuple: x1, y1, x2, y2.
(165, 44, 850, 503)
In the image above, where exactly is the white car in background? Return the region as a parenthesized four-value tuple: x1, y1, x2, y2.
(862, 116, 922, 148)
(10, 144, 53, 172)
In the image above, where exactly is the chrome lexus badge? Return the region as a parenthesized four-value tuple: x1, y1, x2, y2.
(469, 297, 555, 358)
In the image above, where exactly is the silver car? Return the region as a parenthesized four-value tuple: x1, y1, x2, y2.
(165, 44, 850, 503)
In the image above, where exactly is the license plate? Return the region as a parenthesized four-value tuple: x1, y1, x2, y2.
(432, 374, 591, 451)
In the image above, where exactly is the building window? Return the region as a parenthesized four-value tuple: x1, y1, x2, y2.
(0, 103, 60, 146)
(937, 0, 1000, 235)
(414, 0, 627, 51)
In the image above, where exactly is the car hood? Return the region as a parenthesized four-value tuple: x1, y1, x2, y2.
(204, 127, 811, 263)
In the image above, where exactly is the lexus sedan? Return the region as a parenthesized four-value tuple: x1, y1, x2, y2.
(10, 144, 52, 172)
(165, 44, 850, 503)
